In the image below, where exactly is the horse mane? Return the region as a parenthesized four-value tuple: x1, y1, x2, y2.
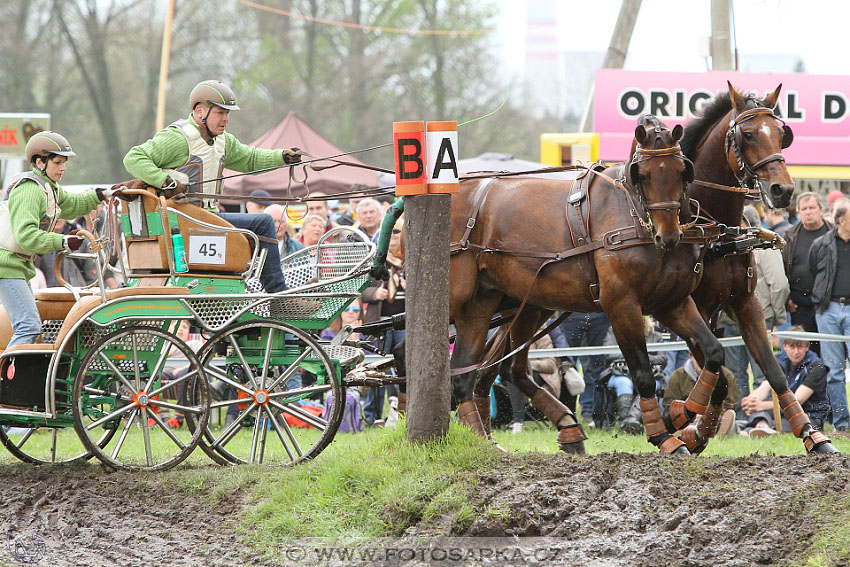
(680, 89, 771, 159)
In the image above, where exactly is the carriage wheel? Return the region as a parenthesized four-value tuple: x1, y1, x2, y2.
(72, 326, 210, 471)
(0, 421, 116, 465)
(188, 320, 344, 466)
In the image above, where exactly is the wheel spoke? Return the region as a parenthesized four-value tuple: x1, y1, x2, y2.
(265, 347, 311, 392)
(266, 409, 298, 460)
(147, 369, 200, 398)
(250, 406, 263, 464)
(270, 399, 328, 430)
(228, 334, 260, 390)
(141, 408, 154, 467)
(149, 398, 205, 416)
(86, 402, 137, 431)
(146, 407, 186, 449)
(145, 339, 173, 392)
(210, 403, 258, 449)
(98, 352, 136, 393)
(131, 332, 142, 390)
(260, 329, 275, 390)
(14, 428, 36, 450)
(111, 408, 139, 460)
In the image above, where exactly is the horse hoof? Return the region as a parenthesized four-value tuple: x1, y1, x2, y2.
(812, 441, 840, 455)
(559, 441, 586, 455)
(803, 431, 840, 454)
(672, 445, 692, 455)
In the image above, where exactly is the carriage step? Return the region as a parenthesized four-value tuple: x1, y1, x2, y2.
(315, 345, 364, 367)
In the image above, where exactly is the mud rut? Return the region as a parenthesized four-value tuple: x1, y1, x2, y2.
(0, 451, 847, 567)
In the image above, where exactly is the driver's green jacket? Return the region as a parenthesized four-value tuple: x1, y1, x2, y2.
(122, 115, 286, 191)
(0, 169, 101, 281)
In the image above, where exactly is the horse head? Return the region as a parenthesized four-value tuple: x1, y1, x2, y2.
(725, 82, 795, 209)
(627, 115, 694, 251)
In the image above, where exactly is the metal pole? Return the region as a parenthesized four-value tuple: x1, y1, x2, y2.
(710, 0, 733, 70)
(155, 0, 176, 132)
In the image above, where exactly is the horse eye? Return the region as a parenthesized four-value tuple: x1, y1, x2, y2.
(742, 131, 755, 141)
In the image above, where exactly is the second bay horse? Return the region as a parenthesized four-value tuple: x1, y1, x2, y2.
(678, 82, 837, 454)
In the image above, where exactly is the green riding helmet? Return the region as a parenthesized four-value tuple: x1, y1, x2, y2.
(26, 131, 76, 164)
(190, 80, 240, 111)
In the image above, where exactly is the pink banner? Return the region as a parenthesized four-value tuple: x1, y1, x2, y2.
(594, 69, 850, 166)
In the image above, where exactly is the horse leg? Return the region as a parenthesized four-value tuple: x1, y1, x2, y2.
(653, 298, 725, 453)
(732, 295, 838, 454)
(655, 297, 725, 422)
(501, 310, 586, 453)
(451, 290, 504, 438)
(680, 371, 729, 455)
(470, 326, 511, 439)
(605, 302, 688, 455)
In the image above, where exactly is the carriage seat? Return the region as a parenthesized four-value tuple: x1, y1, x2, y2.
(0, 286, 189, 352)
(123, 191, 253, 276)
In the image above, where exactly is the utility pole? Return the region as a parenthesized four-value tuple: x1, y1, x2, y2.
(710, 0, 734, 70)
(155, 0, 176, 132)
(579, 0, 642, 132)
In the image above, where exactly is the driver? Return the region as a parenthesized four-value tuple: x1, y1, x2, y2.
(123, 80, 300, 294)
(0, 131, 120, 347)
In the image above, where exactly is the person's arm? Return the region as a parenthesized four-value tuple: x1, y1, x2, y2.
(794, 384, 814, 405)
(56, 187, 102, 219)
(800, 360, 828, 396)
(222, 133, 288, 173)
(9, 182, 64, 254)
(741, 380, 773, 414)
(123, 128, 190, 188)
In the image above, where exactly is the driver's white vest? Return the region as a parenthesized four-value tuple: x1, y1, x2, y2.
(0, 172, 61, 261)
(164, 119, 226, 210)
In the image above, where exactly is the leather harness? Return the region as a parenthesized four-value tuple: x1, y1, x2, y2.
(450, 163, 723, 306)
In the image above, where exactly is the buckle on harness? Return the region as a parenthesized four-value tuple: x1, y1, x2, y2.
(466, 218, 476, 230)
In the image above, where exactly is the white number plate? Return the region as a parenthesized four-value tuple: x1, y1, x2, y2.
(188, 235, 227, 265)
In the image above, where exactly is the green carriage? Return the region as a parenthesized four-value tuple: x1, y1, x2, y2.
(0, 187, 374, 470)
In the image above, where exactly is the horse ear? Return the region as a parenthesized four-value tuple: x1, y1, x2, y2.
(672, 124, 684, 143)
(764, 84, 782, 109)
(634, 125, 647, 145)
(727, 81, 746, 112)
(781, 125, 794, 149)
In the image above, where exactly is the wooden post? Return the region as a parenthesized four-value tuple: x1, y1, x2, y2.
(772, 389, 783, 433)
(404, 193, 452, 442)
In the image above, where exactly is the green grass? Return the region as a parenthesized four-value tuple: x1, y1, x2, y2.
(490, 418, 850, 456)
(239, 421, 497, 544)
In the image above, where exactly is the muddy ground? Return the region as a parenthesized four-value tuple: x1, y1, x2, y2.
(0, 451, 848, 567)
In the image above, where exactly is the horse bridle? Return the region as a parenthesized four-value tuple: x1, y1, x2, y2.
(724, 106, 792, 203)
(624, 137, 694, 231)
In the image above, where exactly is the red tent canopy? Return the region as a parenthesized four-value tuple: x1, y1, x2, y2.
(222, 111, 378, 198)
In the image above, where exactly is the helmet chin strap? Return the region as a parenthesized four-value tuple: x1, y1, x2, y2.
(200, 104, 216, 141)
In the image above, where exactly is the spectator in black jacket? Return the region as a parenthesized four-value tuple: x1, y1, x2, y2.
(808, 202, 850, 431)
(783, 192, 831, 354)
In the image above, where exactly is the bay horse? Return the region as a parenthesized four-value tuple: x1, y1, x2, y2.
(450, 119, 726, 455)
(676, 82, 837, 454)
